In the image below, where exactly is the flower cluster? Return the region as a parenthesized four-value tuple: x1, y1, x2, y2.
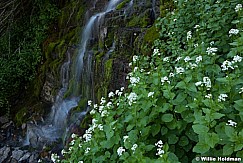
(127, 92, 138, 106)
(153, 49, 161, 56)
(221, 55, 242, 71)
(206, 47, 218, 55)
(117, 147, 125, 156)
(195, 77, 211, 90)
(226, 120, 237, 127)
(161, 76, 170, 85)
(187, 31, 192, 41)
(175, 67, 185, 74)
(218, 94, 228, 102)
(155, 140, 164, 157)
(229, 29, 239, 37)
(235, 4, 242, 12)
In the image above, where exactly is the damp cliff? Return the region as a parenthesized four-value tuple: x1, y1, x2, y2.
(0, 0, 170, 162)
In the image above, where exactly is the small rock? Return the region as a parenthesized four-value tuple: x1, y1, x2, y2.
(12, 149, 24, 160)
(0, 146, 11, 162)
(19, 152, 31, 161)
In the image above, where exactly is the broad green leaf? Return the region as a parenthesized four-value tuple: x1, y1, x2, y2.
(216, 78, 228, 83)
(205, 132, 219, 148)
(173, 93, 187, 105)
(225, 125, 235, 138)
(223, 144, 234, 155)
(192, 124, 209, 134)
(176, 81, 186, 89)
(178, 136, 189, 147)
(168, 134, 179, 144)
(161, 126, 168, 135)
(152, 124, 161, 136)
(211, 112, 224, 120)
(161, 113, 173, 122)
(193, 142, 210, 154)
(187, 83, 197, 92)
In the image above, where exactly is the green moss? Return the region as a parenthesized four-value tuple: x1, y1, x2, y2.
(15, 107, 28, 126)
(116, 0, 131, 10)
(160, 0, 175, 17)
(127, 14, 149, 27)
(78, 97, 87, 111)
(144, 25, 160, 44)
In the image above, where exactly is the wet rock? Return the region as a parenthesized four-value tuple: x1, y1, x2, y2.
(12, 149, 24, 160)
(0, 116, 8, 124)
(0, 146, 11, 162)
(19, 152, 31, 161)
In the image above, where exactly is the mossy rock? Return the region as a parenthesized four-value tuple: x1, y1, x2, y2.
(15, 107, 28, 126)
(116, 0, 131, 10)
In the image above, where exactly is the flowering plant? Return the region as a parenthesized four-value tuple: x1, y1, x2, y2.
(52, 0, 243, 162)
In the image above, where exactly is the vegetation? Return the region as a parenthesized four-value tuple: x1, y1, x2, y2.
(50, 0, 243, 162)
(0, 0, 59, 114)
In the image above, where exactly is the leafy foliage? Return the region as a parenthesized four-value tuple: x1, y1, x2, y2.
(0, 0, 59, 112)
(53, 0, 243, 162)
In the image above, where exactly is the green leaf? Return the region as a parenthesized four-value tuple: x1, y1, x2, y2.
(176, 81, 186, 89)
(216, 77, 228, 83)
(174, 105, 187, 113)
(178, 136, 189, 147)
(192, 124, 209, 134)
(205, 132, 219, 148)
(223, 144, 234, 155)
(211, 112, 224, 120)
(152, 124, 161, 136)
(144, 145, 154, 151)
(225, 125, 235, 138)
(193, 142, 210, 154)
(187, 83, 197, 92)
(168, 134, 179, 144)
(161, 126, 168, 135)
(161, 113, 173, 122)
(172, 93, 187, 105)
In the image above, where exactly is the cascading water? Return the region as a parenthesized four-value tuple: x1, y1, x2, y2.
(25, 0, 123, 148)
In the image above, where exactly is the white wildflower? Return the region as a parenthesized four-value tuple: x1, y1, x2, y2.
(117, 147, 125, 156)
(108, 91, 115, 98)
(90, 109, 95, 115)
(196, 56, 202, 64)
(176, 57, 182, 62)
(71, 133, 77, 139)
(131, 144, 138, 151)
(218, 94, 228, 102)
(106, 102, 112, 108)
(130, 77, 140, 86)
(148, 92, 155, 98)
(120, 87, 125, 91)
(206, 47, 218, 55)
(98, 124, 103, 131)
(195, 81, 203, 86)
(239, 87, 243, 94)
(133, 55, 138, 62)
(101, 110, 109, 117)
(85, 147, 91, 154)
(210, 41, 215, 46)
(88, 100, 92, 106)
(226, 120, 237, 127)
(163, 57, 169, 62)
(78, 161, 84, 163)
(175, 67, 185, 74)
(184, 56, 191, 62)
(203, 77, 211, 90)
(187, 31, 192, 41)
(94, 104, 98, 109)
(123, 135, 129, 142)
(235, 4, 242, 12)
(169, 73, 174, 77)
(155, 140, 163, 148)
(194, 25, 200, 29)
(100, 97, 106, 105)
(205, 94, 212, 99)
(229, 29, 239, 37)
(156, 148, 165, 157)
(161, 76, 170, 84)
(189, 63, 198, 69)
(99, 106, 104, 113)
(194, 43, 199, 48)
(83, 132, 92, 142)
(128, 62, 132, 67)
(221, 60, 234, 71)
(127, 92, 138, 106)
(233, 55, 242, 63)
(134, 67, 138, 72)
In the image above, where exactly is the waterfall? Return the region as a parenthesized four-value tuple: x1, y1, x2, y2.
(24, 0, 123, 148)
